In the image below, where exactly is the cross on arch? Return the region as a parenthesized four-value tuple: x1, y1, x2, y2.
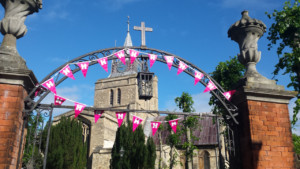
(134, 22, 153, 47)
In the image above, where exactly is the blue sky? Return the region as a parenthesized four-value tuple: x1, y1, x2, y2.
(1, 0, 298, 132)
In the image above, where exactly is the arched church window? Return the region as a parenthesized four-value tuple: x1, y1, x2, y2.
(204, 151, 210, 169)
(110, 89, 114, 105)
(117, 88, 121, 104)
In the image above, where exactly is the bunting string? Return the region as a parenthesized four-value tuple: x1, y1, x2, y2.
(36, 47, 236, 126)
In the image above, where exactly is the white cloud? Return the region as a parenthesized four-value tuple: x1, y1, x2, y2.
(38, 85, 94, 116)
(41, 0, 71, 21)
(192, 92, 212, 113)
(221, 0, 281, 10)
(98, 0, 143, 11)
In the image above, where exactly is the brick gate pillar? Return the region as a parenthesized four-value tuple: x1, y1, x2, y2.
(0, 72, 37, 169)
(232, 80, 297, 169)
(0, 1, 41, 168)
(228, 11, 298, 168)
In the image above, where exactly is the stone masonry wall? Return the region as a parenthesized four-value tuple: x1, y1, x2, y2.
(239, 100, 295, 169)
(0, 83, 27, 169)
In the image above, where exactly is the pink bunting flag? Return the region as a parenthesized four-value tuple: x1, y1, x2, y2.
(94, 110, 104, 123)
(77, 62, 89, 77)
(132, 115, 143, 132)
(114, 50, 126, 65)
(59, 65, 75, 80)
(194, 71, 204, 85)
(177, 61, 188, 75)
(115, 112, 126, 127)
(151, 121, 161, 136)
(97, 57, 108, 72)
(204, 80, 217, 93)
(148, 54, 157, 68)
(54, 95, 66, 106)
(168, 119, 179, 133)
(129, 49, 139, 64)
(74, 102, 86, 118)
(42, 78, 57, 94)
(164, 56, 174, 70)
(223, 90, 236, 100)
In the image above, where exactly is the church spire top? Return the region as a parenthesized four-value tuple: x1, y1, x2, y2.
(124, 16, 133, 47)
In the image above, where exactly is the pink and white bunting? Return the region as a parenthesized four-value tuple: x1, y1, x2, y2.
(151, 121, 161, 136)
(42, 78, 57, 94)
(97, 57, 108, 72)
(77, 62, 89, 77)
(59, 65, 75, 80)
(194, 71, 204, 85)
(177, 61, 187, 75)
(54, 95, 66, 106)
(203, 80, 217, 93)
(148, 54, 157, 68)
(164, 56, 174, 70)
(223, 90, 236, 100)
(132, 115, 143, 132)
(129, 49, 139, 64)
(114, 50, 126, 65)
(74, 102, 86, 118)
(115, 112, 126, 127)
(94, 110, 104, 123)
(168, 119, 179, 133)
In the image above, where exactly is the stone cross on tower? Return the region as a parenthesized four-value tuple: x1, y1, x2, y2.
(134, 22, 153, 47)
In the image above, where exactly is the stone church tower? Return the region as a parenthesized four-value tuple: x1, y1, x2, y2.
(90, 27, 158, 168)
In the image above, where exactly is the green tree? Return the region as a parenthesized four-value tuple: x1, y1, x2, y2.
(165, 114, 181, 169)
(145, 137, 156, 169)
(266, 0, 300, 125)
(44, 117, 87, 169)
(23, 112, 44, 168)
(163, 92, 199, 169)
(174, 92, 198, 169)
(293, 134, 300, 154)
(175, 92, 195, 113)
(209, 56, 245, 115)
(111, 122, 156, 169)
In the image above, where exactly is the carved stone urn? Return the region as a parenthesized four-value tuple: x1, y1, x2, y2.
(228, 11, 267, 78)
(0, 0, 42, 70)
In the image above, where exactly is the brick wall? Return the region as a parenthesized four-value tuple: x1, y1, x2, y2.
(0, 83, 27, 169)
(238, 99, 295, 169)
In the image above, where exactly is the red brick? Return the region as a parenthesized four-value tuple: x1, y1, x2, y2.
(0, 120, 16, 126)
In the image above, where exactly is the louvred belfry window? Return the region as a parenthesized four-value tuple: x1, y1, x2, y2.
(137, 72, 153, 99)
(110, 89, 114, 105)
(117, 88, 121, 104)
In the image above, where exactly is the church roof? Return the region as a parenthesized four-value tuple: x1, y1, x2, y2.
(124, 31, 133, 47)
(124, 16, 133, 47)
(150, 114, 218, 146)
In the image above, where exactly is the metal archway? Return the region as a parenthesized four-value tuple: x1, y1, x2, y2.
(24, 46, 239, 124)
(21, 46, 241, 169)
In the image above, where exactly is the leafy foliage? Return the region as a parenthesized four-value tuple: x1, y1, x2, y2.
(145, 137, 157, 169)
(164, 92, 200, 169)
(22, 113, 44, 168)
(266, 0, 300, 125)
(293, 134, 300, 154)
(175, 92, 195, 113)
(209, 56, 245, 114)
(111, 122, 156, 169)
(44, 117, 87, 169)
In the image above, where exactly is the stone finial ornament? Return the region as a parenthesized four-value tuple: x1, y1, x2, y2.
(228, 11, 266, 78)
(0, 0, 42, 70)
